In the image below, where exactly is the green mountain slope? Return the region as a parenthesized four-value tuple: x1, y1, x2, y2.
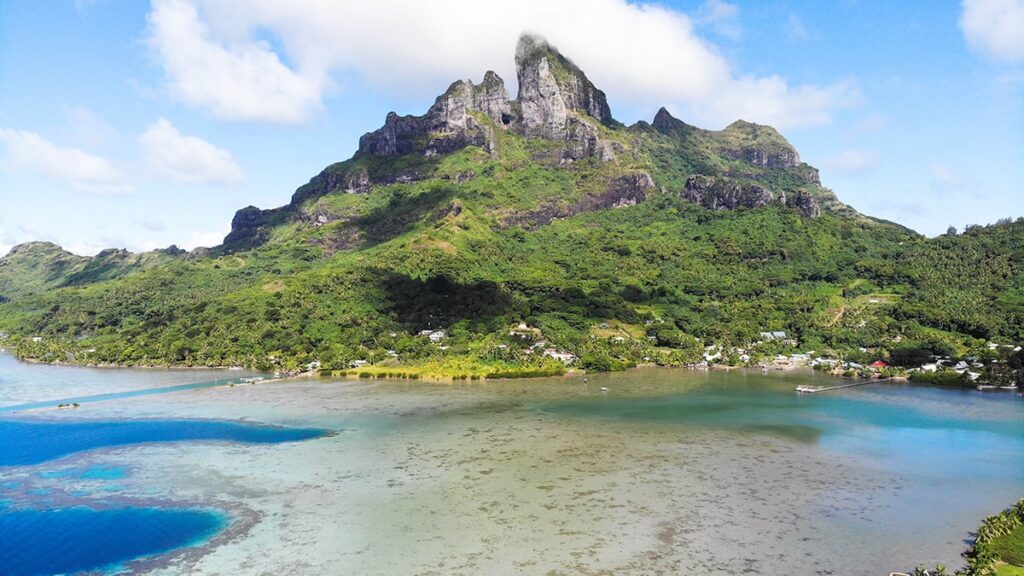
(1, 35, 1021, 375)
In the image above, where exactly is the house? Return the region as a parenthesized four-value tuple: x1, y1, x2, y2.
(349, 359, 368, 368)
(920, 363, 938, 372)
(421, 330, 446, 343)
(543, 348, 576, 364)
(306, 360, 321, 371)
(31, 336, 42, 343)
(953, 361, 969, 371)
(760, 331, 787, 340)
(869, 360, 888, 369)
(612, 336, 625, 343)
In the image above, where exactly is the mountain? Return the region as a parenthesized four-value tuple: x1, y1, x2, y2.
(1, 34, 1021, 376)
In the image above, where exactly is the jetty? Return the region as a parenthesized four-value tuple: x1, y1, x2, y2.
(796, 377, 896, 394)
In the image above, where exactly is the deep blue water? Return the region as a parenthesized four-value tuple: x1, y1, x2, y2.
(0, 418, 327, 466)
(0, 507, 226, 576)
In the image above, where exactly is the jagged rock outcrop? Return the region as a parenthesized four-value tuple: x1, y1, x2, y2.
(651, 107, 699, 136)
(357, 73, 510, 158)
(787, 191, 821, 218)
(514, 34, 618, 162)
(355, 35, 620, 165)
(503, 172, 653, 229)
(515, 34, 612, 139)
(223, 205, 277, 249)
(682, 175, 778, 211)
(720, 120, 800, 169)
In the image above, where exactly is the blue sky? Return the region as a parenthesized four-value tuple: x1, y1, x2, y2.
(1, 0, 1022, 255)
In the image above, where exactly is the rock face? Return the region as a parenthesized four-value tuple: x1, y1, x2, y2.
(357, 73, 511, 158)
(682, 175, 777, 211)
(514, 34, 617, 162)
(720, 120, 800, 169)
(223, 205, 276, 249)
(515, 34, 612, 138)
(503, 172, 653, 229)
(787, 191, 821, 218)
(357, 34, 618, 164)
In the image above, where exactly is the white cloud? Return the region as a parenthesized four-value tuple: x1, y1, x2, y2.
(960, 0, 1024, 64)
(931, 163, 982, 198)
(136, 219, 166, 232)
(145, 0, 325, 123)
(183, 229, 226, 249)
(0, 127, 131, 194)
(144, 0, 860, 130)
(0, 227, 15, 257)
(786, 13, 810, 41)
(695, 0, 741, 40)
(854, 112, 887, 133)
(820, 149, 880, 175)
(63, 106, 114, 146)
(140, 118, 242, 184)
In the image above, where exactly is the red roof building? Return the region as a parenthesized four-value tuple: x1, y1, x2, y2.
(869, 360, 888, 368)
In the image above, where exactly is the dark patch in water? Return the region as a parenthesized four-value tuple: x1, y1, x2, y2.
(0, 419, 327, 466)
(0, 506, 225, 576)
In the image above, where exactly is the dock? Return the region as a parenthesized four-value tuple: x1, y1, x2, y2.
(796, 377, 896, 394)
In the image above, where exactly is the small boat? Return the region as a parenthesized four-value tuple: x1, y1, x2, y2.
(600, 387, 609, 392)
(976, 385, 999, 391)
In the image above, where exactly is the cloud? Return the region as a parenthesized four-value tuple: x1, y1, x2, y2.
(145, 0, 325, 123)
(0, 127, 132, 194)
(786, 13, 810, 41)
(695, 0, 741, 40)
(820, 149, 880, 175)
(143, 0, 860, 130)
(960, 0, 1024, 64)
(854, 112, 887, 133)
(184, 229, 227, 249)
(62, 106, 115, 147)
(931, 163, 983, 197)
(140, 118, 242, 184)
(136, 219, 166, 232)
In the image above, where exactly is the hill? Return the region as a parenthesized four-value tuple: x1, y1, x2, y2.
(1, 35, 1021, 377)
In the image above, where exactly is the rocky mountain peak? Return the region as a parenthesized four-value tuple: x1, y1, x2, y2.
(514, 34, 613, 139)
(651, 107, 699, 136)
(719, 120, 800, 168)
(356, 71, 511, 159)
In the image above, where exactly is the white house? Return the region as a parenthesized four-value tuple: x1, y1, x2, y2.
(543, 348, 576, 364)
(760, 331, 787, 340)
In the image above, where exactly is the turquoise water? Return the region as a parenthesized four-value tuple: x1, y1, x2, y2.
(538, 373, 1024, 484)
(1, 355, 1022, 574)
(0, 507, 226, 576)
(0, 353, 329, 576)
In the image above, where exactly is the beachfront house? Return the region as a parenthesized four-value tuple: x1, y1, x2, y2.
(349, 359, 368, 368)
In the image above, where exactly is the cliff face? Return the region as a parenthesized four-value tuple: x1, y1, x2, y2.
(513, 34, 613, 138)
(356, 34, 619, 166)
(357, 72, 511, 158)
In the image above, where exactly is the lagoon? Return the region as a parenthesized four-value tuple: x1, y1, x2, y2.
(1, 357, 1022, 575)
